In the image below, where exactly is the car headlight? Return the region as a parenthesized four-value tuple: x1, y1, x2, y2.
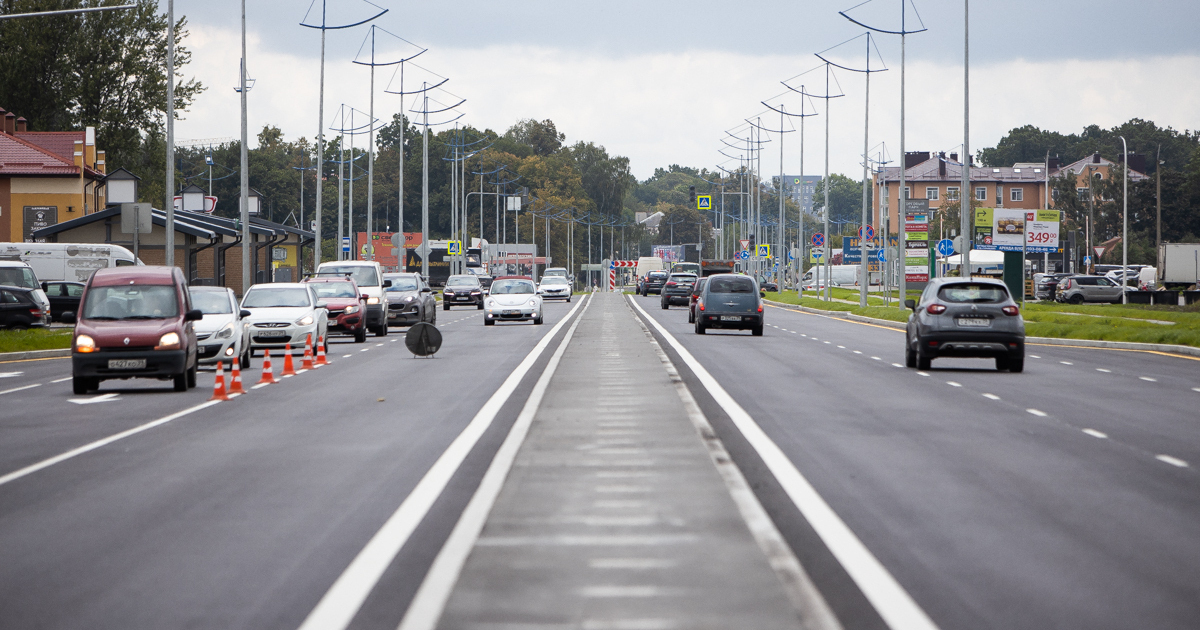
(485, 298, 496, 308)
(215, 322, 235, 339)
(404, 296, 415, 303)
(344, 305, 360, 314)
(444, 290, 455, 296)
(75, 334, 95, 353)
(366, 296, 380, 305)
(156, 332, 181, 350)
(296, 314, 314, 326)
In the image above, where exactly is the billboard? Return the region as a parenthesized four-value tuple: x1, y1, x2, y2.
(652, 245, 684, 263)
(973, 209, 1060, 253)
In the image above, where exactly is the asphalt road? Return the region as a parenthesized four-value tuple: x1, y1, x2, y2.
(2, 290, 1199, 630)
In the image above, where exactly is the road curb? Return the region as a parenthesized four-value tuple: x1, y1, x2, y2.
(0, 348, 71, 362)
(764, 298, 1200, 358)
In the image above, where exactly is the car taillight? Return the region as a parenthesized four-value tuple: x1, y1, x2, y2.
(757, 303, 763, 313)
(29, 308, 43, 315)
(698, 300, 704, 311)
(926, 303, 947, 314)
(665, 281, 676, 287)
(1002, 305, 1020, 316)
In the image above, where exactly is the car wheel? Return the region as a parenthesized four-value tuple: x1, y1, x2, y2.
(751, 325, 764, 336)
(534, 313, 544, 325)
(72, 376, 90, 395)
(688, 310, 695, 324)
(995, 355, 1010, 371)
(430, 309, 437, 324)
(661, 301, 668, 310)
(354, 327, 367, 343)
(241, 346, 252, 369)
(695, 318, 706, 335)
(905, 342, 917, 368)
(1069, 294, 1084, 305)
(484, 318, 495, 326)
(375, 323, 387, 337)
(477, 302, 484, 310)
(917, 354, 931, 371)
(1009, 356, 1025, 373)
(566, 295, 571, 303)
(443, 302, 450, 311)
(173, 371, 188, 392)
(186, 363, 198, 388)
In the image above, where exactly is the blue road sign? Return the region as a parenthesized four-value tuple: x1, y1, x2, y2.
(936, 238, 955, 257)
(696, 195, 712, 211)
(448, 240, 462, 255)
(738, 250, 749, 260)
(859, 225, 875, 241)
(1083, 255, 1092, 266)
(877, 248, 887, 262)
(341, 237, 351, 253)
(812, 232, 825, 247)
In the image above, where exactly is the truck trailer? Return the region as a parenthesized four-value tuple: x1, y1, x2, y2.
(1158, 243, 1200, 289)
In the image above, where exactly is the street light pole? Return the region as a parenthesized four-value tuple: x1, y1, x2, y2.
(239, 0, 251, 293)
(165, 0, 175, 267)
(961, 0, 971, 280)
(1121, 135, 1128, 303)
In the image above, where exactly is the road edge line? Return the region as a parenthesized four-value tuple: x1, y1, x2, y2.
(627, 297, 940, 630)
(296, 295, 589, 630)
(397, 293, 593, 630)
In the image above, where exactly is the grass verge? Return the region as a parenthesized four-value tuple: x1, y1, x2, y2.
(0, 327, 73, 354)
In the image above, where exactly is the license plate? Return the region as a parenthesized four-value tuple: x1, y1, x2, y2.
(107, 359, 146, 370)
(957, 318, 991, 327)
(720, 315, 742, 322)
(456, 296, 469, 301)
(258, 329, 287, 337)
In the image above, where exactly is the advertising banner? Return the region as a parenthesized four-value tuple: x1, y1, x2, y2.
(973, 208, 1060, 253)
(652, 245, 684, 262)
(904, 198, 931, 283)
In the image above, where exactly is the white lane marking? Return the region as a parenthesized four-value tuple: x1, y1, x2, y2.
(396, 296, 591, 630)
(790, 331, 797, 334)
(1156, 454, 1188, 468)
(51, 376, 73, 383)
(946, 381, 962, 387)
(359, 348, 369, 352)
(1030, 355, 1041, 359)
(628, 298, 939, 630)
(300, 296, 589, 630)
(837, 345, 845, 349)
(68, 392, 120, 405)
(0, 400, 221, 488)
(1060, 361, 1073, 365)
(916, 371, 930, 377)
(0, 383, 41, 396)
(391, 339, 398, 342)
(589, 558, 677, 570)
(581, 619, 678, 630)
(824, 341, 831, 345)
(1096, 368, 1111, 373)
(982, 393, 1000, 401)
(891, 363, 903, 368)
(1140, 376, 1157, 382)
(0, 371, 24, 378)
(580, 585, 669, 598)
(251, 383, 270, 390)
(343, 354, 353, 358)
(871, 356, 881, 361)
(376, 343, 384, 347)
(1082, 429, 1108, 439)
(853, 350, 862, 355)
(1193, 387, 1200, 393)
(1027, 409, 1048, 417)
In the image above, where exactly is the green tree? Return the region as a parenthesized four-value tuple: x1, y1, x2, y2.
(812, 174, 868, 224)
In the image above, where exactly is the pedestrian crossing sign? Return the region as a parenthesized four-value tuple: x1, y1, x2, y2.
(757, 244, 771, 258)
(448, 240, 462, 255)
(696, 195, 712, 211)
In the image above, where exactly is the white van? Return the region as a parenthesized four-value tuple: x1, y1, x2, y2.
(0, 242, 139, 283)
(315, 260, 389, 336)
(635, 256, 664, 281)
(801, 264, 863, 289)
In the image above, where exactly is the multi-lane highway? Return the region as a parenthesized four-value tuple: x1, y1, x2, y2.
(1, 291, 1198, 629)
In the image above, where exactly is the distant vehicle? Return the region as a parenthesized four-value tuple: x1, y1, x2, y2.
(305, 276, 368, 343)
(1056, 275, 1125, 304)
(467, 267, 494, 291)
(641, 270, 669, 296)
(672, 262, 701, 276)
(383, 272, 436, 327)
(538, 275, 572, 301)
(405, 244, 452, 286)
(0, 260, 51, 320)
(64, 266, 200, 394)
(688, 277, 707, 323)
(660, 273, 697, 309)
(240, 283, 329, 355)
(700, 259, 737, 277)
(1158, 243, 1200, 289)
(443, 274, 485, 310)
(1138, 266, 1158, 290)
(1104, 266, 1144, 287)
(635, 256, 665, 287)
(0, 286, 48, 329)
(801, 264, 862, 289)
(694, 274, 764, 336)
(484, 277, 543, 326)
(315, 260, 389, 336)
(543, 267, 571, 281)
(905, 278, 1025, 372)
(42, 280, 86, 321)
(0, 242, 139, 283)
(1034, 272, 1071, 301)
(189, 286, 252, 366)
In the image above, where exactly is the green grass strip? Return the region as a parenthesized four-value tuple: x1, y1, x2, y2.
(0, 328, 73, 353)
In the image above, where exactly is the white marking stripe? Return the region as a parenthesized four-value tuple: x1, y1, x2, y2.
(297, 296, 588, 630)
(629, 299, 939, 630)
(51, 376, 73, 383)
(1156, 454, 1188, 468)
(1027, 409, 1048, 417)
(1082, 429, 1108, 439)
(1096, 368, 1111, 373)
(0, 383, 40, 396)
(0, 400, 221, 487)
(982, 393, 1000, 400)
(946, 381, 961, 387)
(1140, 376, 1157, 382)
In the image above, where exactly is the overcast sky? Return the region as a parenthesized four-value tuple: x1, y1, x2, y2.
(170, 0, 1200, 180)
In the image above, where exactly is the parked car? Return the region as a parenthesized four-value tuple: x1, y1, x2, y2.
(240, 283, 329, 356)
(0, 242, 139, 283)
(0, 260, 51, 323)
(315, 260, 389, 336)
(1056, 275, 1125, 304)
(0, 286, 48, 328)
(660, 273, 697, 309)
(641, 270, 669, 296)
(42, 280, 86, 321)
(801, 264, 862, 289)
(1034, 272, 1071, 301)
(189, 286, 252, 366)
(1104, 267, 1143, 288)
(904, 278, 1024, 372)
(694, 274, 764, 336)
(383, 272, 436, 327)
(64, 266, 200, 394)
(443, 274, 485, 310)
(305, 276, 368, 343)
(538, 275, 572, 301)
(484, 276, 543, 325)
(688, 277, 707, 324)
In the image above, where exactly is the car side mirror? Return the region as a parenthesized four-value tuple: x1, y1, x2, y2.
(904, 299, 916, 311)
(41, 282, 48, 292)
(382, 280, 392, 288)
(185, 308, 203, 322)
(316, 301, 330, 309)
(240, 309, 251, 319)
(420, 287, 431, 293)
(62, 311, 76, 324)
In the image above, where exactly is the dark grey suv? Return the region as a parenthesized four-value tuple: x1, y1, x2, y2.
(660, 273, 697, 309)
(905, 278, 1025, 372)
(694, 274, 764, 336)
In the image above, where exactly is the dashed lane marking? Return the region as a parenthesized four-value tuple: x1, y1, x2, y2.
(982, 393, 1000, 400)
(1027, 409, 1048, 417)
(51, 376, 72, 383)
(0, 371, 23, 378)
(1156, 454, 1188, 468)
(891, 363, 903, 368)
(1082, 429, 1108, 439)
(0, 383, 40, 396)
(1030, 355, 1041, 359)
(946, 381, 962, 387)
(343, 354, 353, 358)
(917, 371, 930, 377)
(1096, 368, 1111, 373)
(1140, 376, 1157, 382)
(1060, 361, 1073, 365)
(871, 356, 881, 361)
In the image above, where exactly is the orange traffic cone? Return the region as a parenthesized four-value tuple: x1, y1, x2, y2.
(209, 361, 230, 401)
(302, 334, 316, 370)
(257, 349, 279, 385)
(228, 356, 246, 395)
(316, 335, 330, 366)
(281, 344, 297, 376)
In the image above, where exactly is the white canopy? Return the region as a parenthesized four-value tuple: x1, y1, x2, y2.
(941, 250, 1006, 265)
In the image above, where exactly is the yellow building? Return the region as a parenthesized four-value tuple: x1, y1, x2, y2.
(0, 107, 107, 242)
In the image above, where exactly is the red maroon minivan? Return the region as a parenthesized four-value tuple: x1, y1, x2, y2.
(64, 266, 201, 395)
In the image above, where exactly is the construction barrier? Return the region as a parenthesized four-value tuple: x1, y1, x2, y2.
(258, 350, 279, 385)
(209, 361, 230, 401)
(229, 356, 246, 395)
(281, 344, 297, 377)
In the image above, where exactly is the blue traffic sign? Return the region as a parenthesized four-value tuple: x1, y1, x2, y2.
(877, 248, 887, 262)
(341, 237, 351, 253)
(936, 238, 955, 257)
(812, 232, 825, 247)
(738, 250, 749, 260)
(859, 225, 874, 241)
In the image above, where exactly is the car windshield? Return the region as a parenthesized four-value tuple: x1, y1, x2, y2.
(189, 290, 233, 314)
(310, 282, 358, 298)
(491, 280, 535, 294)
(938, 284, 1008, 303)
(648, 272, 667, 280)
(83, 285, 179, 319)
(0, 267, 38, 289)
(542, 277, 568, 285)
(384, 276, 420, 292)
(708, 277, 756, 293)
(669, 274, 696, 283)
(545, 270, 567, 277)
(447, 276, 479, 287)
(242, 287, 311, 308)
(319, 265, 379, 287)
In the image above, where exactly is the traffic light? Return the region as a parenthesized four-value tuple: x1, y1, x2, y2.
(748, 233, 756, 249)
(689, 185, 696, 205)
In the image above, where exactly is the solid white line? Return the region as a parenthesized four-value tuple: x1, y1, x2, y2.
(397, 295, 592, 630)
(297, 296, 588, 630)
(628, 298, 939, 630)
(0, 400, 221, 487)
(1027, 409, 1048, 417)
(1156, 454, 1188, 468)
(51, 376, 73, 383)
(1082, 429, 1108, 439)
(0, 383, 41, 396)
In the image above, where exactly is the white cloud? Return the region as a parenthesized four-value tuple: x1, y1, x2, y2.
(175, 25, 1200, 182)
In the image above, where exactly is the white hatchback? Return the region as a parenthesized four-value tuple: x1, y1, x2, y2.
(484, 278, 543, 325)
(241, 283, 329, 354)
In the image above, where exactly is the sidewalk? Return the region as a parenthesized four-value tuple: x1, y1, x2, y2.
(436, 292, 805, 629)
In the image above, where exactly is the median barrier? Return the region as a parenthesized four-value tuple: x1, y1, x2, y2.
(1126, 291, 1153, 304)
(1183, 291, 1200, 305)
(1151, 291, 1179, 306)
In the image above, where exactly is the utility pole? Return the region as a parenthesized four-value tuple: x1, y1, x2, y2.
(239, 0, 251, 292)
(1156, 144, 1162, 257)
(960, 0, 971, 280)
(1120, 136, 1128, 303)
(165, 0, 175, 267)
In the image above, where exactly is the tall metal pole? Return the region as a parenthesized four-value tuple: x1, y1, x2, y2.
(960, 0, 971, 279)
(366, 29, 375, 261)
(240, 0, 250, 291)
(823, 65, 832, 302)
(779, 109, 785, 288)
(165, 0, 175, 267)
(338, 124, 344, 260)
(314, 6, 325, 273)
(860, 37, 871, 308)
(899, 13, 907, 306)
(349, 113, 355, 259)
(398, 65, 405, 253)
(421, 85, 429, 279)
(1121, 135, 1128, 303)
(1156, 144, 1162, 258)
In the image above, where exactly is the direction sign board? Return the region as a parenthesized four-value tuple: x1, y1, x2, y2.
(812, 232, 825, 247)
(342, 237, 351, 253)
(936, 239, 955, 257)
(696, 195, 712, 211)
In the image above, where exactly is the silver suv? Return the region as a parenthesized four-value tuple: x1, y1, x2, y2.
(905, 278, 1025, 372)
(1056, 275, 1124, 304)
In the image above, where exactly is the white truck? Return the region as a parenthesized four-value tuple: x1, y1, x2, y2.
(0, 242, 140, 283)
(1157, 243, 1200, 289)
